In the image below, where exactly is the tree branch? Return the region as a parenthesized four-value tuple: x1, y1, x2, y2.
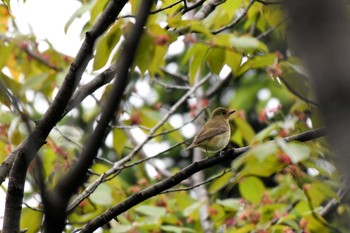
(193, 0, 226, 20)
(67, 74, 211, 213)
(64, 63, 117, 114)
(80, 127, 326, 232)
(42, 1, 153, 232)
(2, 1, 128, 231)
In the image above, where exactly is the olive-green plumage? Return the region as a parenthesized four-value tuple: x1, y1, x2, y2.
(186, 107, 235, 153)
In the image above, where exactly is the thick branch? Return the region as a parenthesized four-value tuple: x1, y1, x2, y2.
(80, 127, 326, 232)
(193, 0, 225, 20)
(42, 1, 154, 232)
(2, 1, 128, 232)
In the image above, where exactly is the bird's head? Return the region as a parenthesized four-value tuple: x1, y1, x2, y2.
(211, 107, 235, 119)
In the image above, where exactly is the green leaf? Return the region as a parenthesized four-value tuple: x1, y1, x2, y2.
(225, 49, 242, 75)
(21, 73, 49, 93)
(65, 1, 94, 33)
(113, 128, 128, 158)
(277, 140, 310, 163)
(135, 205, 167, 218)
(216, 198, 242, 211)
(230, 36, 268, 52)
(90, 0, 109, 24)
(181, 43, 209, 83)
(20, 208, 43, 233)
(134, 34, 155, 75)
(234, 224, 256, 233)
(189, 22, 212, 37)
(183, 201, 203, 217)
(90, 183, 113, 205)
(206, 47, 226, 75)
(234, 117, 255, 144)
(0, 41, 14, 70)
(188, 44, 209, 84)
(239, 176, 265, 204)
(209, 172, 233, 193)
(238, 53, 276, 76)
(307, 182, 338, 206)
(161, 225, 196, 233)
(232, 142, 282, 177)
(93, 21, 122, 70)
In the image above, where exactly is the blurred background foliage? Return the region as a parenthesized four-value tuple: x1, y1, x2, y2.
(0, 0, 349, 232)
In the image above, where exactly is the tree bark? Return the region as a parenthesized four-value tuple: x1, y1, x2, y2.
(283, 1, 350, 188)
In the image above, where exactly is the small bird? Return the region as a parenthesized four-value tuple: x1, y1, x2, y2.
(186, 107, 235, 153)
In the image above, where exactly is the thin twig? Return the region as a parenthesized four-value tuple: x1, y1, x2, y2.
(181, 0, 206, 14)
(68, 74, 211, 212)
(80, 127, 327, 232)
(212, 0, 256, 34)
(152, 78, 190, 90)
(161, 169, 231, 193)
(160, 67, 188, 82)
(194, 0, 226, 20)
(150, 106, 208, 138)
(279, 76, 319, 106)
(257, 18, 287, 39)
(23, 47, 63, 71)
(117, 0, 184, 19)
(256, 0, 281, 5)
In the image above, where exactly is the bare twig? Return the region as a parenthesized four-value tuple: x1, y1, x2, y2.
(181, 0, 206, 14)
(64, 63, 117, 114)
(68, 74, 211, 213)
(279, 76, 319, 106)
(22, 47, 63, 71)
(256, 18, 287, 39)
(152, 78, 190, 90)
(160, 67, 188, 82)
(319, 186, 348, 218)
(161, 169, 231, 193)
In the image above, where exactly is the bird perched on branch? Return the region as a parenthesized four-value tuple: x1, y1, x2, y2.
(186, 107, 235, 153)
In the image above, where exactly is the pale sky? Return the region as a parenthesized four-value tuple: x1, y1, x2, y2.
(9, 0, 86, 56)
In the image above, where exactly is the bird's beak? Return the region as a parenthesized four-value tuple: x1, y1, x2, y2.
(229, 109, 236, 115)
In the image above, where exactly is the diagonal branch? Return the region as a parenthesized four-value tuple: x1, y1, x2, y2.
(1, 1, 128, 232)
(80, 127, 327, 233)
(67, 74, 211, 213)
(42, 1, 154, 232)
(194, 0, 226, 20)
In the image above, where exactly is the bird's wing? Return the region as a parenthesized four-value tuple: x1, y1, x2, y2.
(194, 121, 229, 145)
